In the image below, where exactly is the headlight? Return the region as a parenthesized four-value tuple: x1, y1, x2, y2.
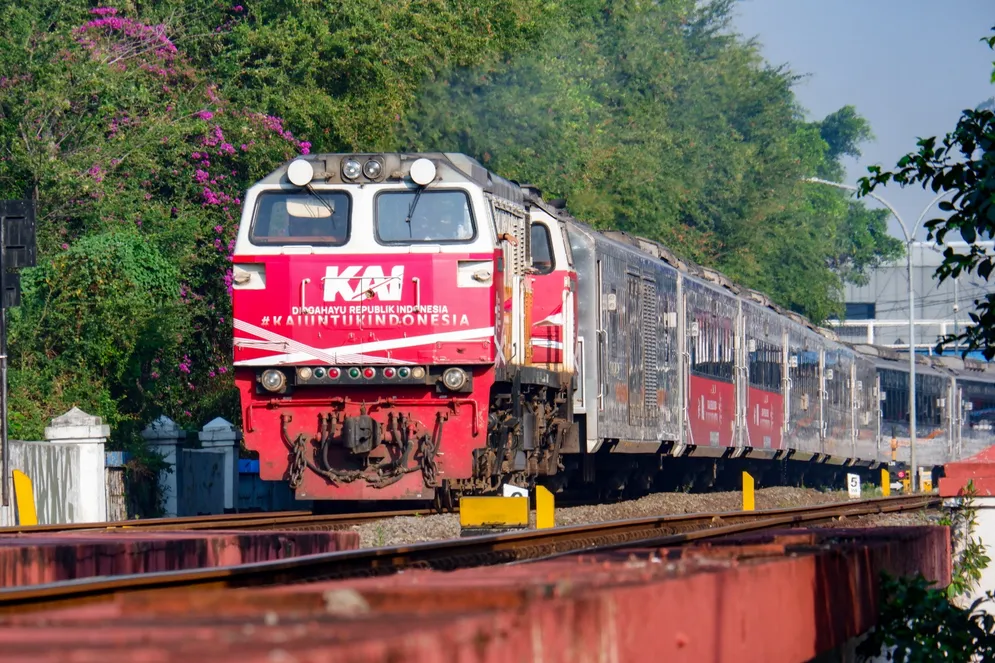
(442, 368, 468, 391)
(287, 159, 313, 187)
(260, 369, 287, 392)
(297, 367, 312, 381)
(409, 158, 436, 186)
(363, 159, 383, 179)
(342, 159, 362, 179)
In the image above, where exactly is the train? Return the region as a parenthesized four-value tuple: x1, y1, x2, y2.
(231, 152, 995, 505)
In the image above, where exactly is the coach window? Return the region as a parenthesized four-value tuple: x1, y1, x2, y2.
(749, 339, 783, 393)
(250, 191, 351, 245)
(376, 190, 475, 244)
(530, 222, 554, 274)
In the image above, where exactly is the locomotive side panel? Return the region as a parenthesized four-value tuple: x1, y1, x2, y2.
(684, 278, 737, 449)
(588, 235, 680, 448)
(565, 222, 601, 452)
(914, 369, 952, 467)
(853, 354, 880, 462)
(960, 377, 995, 459)
(526, 214, 575, 371)
(783, 323, 825, 456)
(822, 345, 853, 459)
(742, 302, 785, 451)
(876, 359, 956, 468)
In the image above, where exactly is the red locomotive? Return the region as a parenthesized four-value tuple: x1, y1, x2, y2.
(233, 152, 995, 505)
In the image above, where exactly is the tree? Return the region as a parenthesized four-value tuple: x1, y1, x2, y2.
(0, 0, 560, 441)
(399, 0, 901, 322)
(858, 27, 995, 358)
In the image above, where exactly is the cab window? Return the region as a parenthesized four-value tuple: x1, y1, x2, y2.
(376, 190, 475, 243)
(250, 191, 350, 245)
(530, 223, 554, 274)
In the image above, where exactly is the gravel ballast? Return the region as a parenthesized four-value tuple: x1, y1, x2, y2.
(351, 487, 939, 548)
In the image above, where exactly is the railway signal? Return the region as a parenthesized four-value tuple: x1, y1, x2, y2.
(0, 200, 37, 508)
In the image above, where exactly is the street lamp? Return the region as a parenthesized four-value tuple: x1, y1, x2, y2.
(803, 177, 952, 492)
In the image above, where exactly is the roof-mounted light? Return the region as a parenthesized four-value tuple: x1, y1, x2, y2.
(287, 159, 313, 187)
(342, 159, 362, 180)
(409, 158, 436, 186)
(363, 159, 383, 179)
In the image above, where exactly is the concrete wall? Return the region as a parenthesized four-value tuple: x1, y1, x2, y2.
(0, 407, 108, 526)
(5, 440, 82, 525)
(838, 241, 995, 351)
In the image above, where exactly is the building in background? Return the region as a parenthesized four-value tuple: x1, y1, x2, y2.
(831, 241, 995, 359)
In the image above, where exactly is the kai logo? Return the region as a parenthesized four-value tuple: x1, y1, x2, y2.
(323, 265, 405, 302)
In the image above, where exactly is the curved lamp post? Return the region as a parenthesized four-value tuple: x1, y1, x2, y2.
(803, 177, 952, 492)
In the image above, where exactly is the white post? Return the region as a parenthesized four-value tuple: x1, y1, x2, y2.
(141, 415, 182, 517)
(43, 407, 109, 523)
(199, 417, 240, 512)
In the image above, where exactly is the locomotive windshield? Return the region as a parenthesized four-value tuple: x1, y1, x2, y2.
(376, 190, 475, 243)
(250, 191, 350, 245)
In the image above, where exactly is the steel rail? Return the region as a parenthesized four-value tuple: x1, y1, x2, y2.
(0, 494, 938, 615)
(0, 510, 312, 534)
(0, 508, 435, 534)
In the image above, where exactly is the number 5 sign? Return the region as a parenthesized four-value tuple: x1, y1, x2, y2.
(847, 473, 861, 499)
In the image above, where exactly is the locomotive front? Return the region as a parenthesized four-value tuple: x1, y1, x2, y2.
(232, 154, 500, 501)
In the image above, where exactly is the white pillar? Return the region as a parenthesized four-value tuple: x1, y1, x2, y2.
(43, 407, 109, 523)
(199, 417, 240, 511)
(141, 415, 181, 517)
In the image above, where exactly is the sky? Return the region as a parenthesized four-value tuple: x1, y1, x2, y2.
(731, 0, 995, 242)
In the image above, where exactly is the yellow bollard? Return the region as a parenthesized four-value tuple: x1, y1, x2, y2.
(12, 470, 37, 526)
(459, 496, 529, 528)
(742, 471, 755, 511)
(535, 485, 555, 529)
(881, 469, 890, 497)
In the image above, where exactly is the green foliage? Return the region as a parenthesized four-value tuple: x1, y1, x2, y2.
(858, 26, 995, 357)
(398, 0, 902, 322)
(939, 481, 992, 599)
(205, 0, 556, 152)
(857, 573, 995, 662)
(0, 0, 907, 469)
(859, 480, 994, 661)
(8, 232, 181, 436)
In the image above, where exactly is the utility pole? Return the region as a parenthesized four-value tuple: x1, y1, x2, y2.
(0, 200, 36, 507)
(802, 178, 952, 492)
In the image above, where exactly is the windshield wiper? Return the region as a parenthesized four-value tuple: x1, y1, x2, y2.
(304, 185, 336, 217)
(404, 186, 425, 238)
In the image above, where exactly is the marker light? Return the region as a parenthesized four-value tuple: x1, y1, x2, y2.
(297, 367, 313, 381)
(363, 159, 383, 179)
(260, 369, 286, 393)
(411, 367, 426, 379)
(383, 367, 396, 378)
(327, 367, 341, 379)
(314, 367, 326, 379)
(442, 368, 468, 391)
(409, 158, 436, 186)
(348, 367, 361, 379)
(397, 367, 411, 378)
(287, 159, 313, 187)
(342, 159, 362, 179)
(362, 367, 376, 379)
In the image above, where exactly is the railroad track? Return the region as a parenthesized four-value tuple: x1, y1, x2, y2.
(0, 508, 435, 534)
(0, 493, 939, 615)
